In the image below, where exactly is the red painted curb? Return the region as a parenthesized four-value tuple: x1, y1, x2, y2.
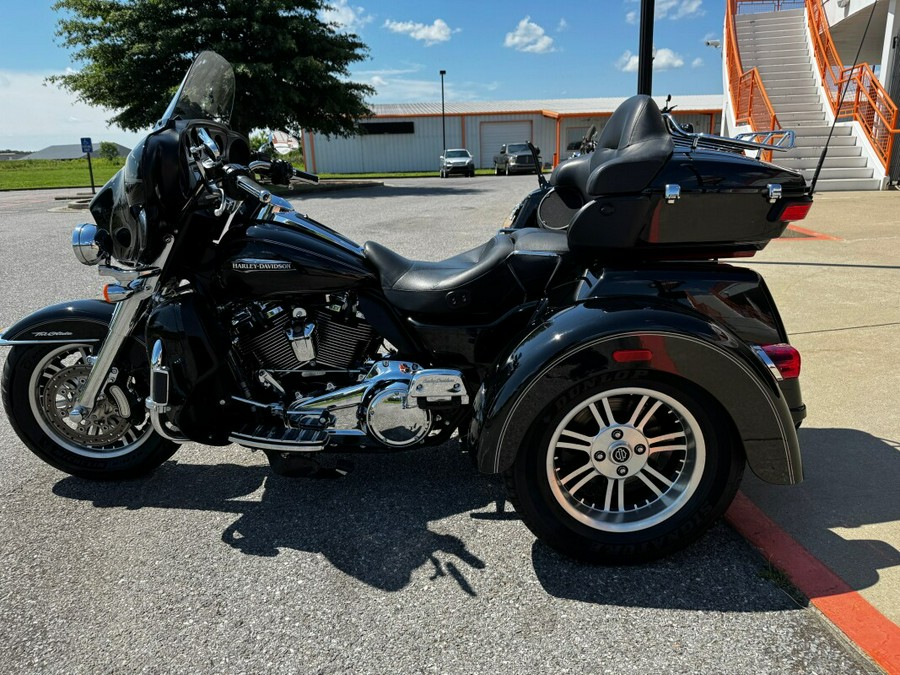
(726, 491, 900, 674)
(780, 224, 842, 241)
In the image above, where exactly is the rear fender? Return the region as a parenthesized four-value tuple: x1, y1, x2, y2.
(0, 300, 114, 345)
(470, 298, 801, 484)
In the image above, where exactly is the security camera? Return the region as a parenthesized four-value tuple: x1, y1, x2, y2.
(705, 39, 721, 48)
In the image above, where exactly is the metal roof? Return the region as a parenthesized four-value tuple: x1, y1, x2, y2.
(21, 143, 131, 161)
(372, 95, 724, 117)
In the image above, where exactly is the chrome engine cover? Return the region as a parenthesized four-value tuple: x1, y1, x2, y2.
(364, 381, 432, 448)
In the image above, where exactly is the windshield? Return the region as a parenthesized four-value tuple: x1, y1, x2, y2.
(445, 150, 470, 158)
(157, 51, 235, 127)
(507, 143, 529, 153)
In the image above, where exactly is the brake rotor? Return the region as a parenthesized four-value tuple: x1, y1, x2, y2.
(40, 363, 131, 447)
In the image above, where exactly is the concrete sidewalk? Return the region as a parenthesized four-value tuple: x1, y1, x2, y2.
(735, 190, 900, 659)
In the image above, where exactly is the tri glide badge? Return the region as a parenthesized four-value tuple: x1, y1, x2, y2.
(230, 259, 293, 272)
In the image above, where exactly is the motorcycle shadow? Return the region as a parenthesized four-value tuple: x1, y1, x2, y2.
(52, 444, 499, 594)
(740, 427, 900, 596)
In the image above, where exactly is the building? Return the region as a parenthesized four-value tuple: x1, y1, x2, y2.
(302, 96, 723, 174)
(722, 0, 898, 189)
(21, 143, 131, 161)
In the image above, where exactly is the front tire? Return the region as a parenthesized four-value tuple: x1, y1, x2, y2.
(504, 376, 743, 564)
(2, 342, 178, 480)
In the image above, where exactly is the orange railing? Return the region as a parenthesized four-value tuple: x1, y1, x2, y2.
(725, 0, 781, 160)
(730, 0, 896, 170)
(805, 0, 897, 169)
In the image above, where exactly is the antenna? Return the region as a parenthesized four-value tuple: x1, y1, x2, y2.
(809, 2, 878, 194)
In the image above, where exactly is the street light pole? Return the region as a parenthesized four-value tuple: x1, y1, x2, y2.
(439, 69, 447, 154)
(637, 0, 655, 95)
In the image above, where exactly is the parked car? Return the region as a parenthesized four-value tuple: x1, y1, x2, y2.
(439, 149, 475, 178)
(493, 143, 541, 175)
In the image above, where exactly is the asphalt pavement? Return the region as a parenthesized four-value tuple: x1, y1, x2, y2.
(0, 181, 889, 674)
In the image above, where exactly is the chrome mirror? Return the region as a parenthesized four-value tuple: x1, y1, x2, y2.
(196, 127, 221, 160)
(269, 131, 298, 156)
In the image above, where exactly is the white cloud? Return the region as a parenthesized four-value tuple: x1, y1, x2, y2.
(616, 51, 640, 73)
(354, 65, 497, 102)
(321, 0, 373, 32)
(626, 0, 704, 23)
(557, 18, 569, 32)
(0, 70, 148, 151)
(615, 48, 685, 73)
(652, 48, 685, 70)
(657, 0, 705, 20)
(692, 57, 704, 68)
(504, 16, 556, 54)
(383, 18, 456, 46)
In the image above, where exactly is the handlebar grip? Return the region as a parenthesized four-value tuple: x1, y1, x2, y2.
(293, 169, 320, 184)
(235, 175, 272, 204)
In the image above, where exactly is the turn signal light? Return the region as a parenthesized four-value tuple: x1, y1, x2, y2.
(761, 343, 801, 379)
(102, 283, 132, 303)
(779, 202, 812, 222)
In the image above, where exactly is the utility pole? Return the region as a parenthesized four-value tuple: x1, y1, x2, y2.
(439, 69, 447, 154)
(638, 0, 655, 95)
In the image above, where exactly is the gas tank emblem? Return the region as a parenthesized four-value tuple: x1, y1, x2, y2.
(230, 259, 293, 272)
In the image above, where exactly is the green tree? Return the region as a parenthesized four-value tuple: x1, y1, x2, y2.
(98, 141, 121, 162)
(50, 0, 374, 137)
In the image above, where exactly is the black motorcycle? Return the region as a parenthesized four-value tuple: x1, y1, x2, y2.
(1, 52, 812, 564)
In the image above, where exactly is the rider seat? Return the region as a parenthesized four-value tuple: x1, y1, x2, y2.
(364, 229, 568, 315)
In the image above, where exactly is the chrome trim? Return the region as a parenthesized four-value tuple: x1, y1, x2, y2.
(72, 223, 106, 266)
(664, 114, 795, 153)
(751, 345, 784, 382)
(0, 338, 102, 346)
(69, 237, 173, 423)
(287, 322, 316, 363)
(98, 264, 161, 284)
(407, 369, 469, 405)
(150, 408, 189, 443)
(767, 184, 783, 204)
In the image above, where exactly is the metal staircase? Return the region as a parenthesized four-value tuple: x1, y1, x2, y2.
(734, 8, 882, 190)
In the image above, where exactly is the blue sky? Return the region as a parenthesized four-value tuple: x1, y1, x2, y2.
(0, 0, 726, 151)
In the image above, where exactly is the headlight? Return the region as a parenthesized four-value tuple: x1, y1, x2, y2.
(72, 223, 109, 265)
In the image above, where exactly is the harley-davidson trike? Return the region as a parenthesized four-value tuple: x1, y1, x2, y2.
(1, 52, 813, 564)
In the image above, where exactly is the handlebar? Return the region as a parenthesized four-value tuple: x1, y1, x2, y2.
(235, 175, 272, 204)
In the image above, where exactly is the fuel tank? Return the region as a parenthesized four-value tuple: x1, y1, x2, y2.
(218, 209, 377, 298)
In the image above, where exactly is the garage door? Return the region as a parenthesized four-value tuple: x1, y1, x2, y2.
(479, 121, 532, 168)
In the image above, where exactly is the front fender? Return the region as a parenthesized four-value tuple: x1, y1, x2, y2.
(470, 298, 801, 485)
(0, 300, 114, 345)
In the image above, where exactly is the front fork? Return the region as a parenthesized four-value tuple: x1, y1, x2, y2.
(68, 238, 173, 424)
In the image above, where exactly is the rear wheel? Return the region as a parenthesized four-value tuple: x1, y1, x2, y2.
(2, 342, 178, 479)
(504, 376, 743, 564)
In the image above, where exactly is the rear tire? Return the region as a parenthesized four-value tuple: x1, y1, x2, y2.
(503, 375, 743, 564)
(2, 342, 178, 480)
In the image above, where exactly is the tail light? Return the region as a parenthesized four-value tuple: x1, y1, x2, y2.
(759, 343, 802, 379)
(778, 201, 812, 222)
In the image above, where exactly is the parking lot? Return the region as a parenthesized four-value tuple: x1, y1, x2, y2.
(0, 180, 889, 673)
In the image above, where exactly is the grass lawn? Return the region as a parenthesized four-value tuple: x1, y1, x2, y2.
(0, 161, 537, 191)
(0, 158, 124, 190)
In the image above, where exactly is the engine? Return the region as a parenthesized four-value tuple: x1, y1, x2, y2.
(225, 300, 469, 451)
(230, 299, 377, 373)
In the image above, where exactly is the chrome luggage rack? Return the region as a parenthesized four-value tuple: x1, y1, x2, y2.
(663, 114, 795, 154)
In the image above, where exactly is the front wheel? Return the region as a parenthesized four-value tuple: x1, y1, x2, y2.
(504, 376, 744, 564)
(2, 342, 179, 480)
